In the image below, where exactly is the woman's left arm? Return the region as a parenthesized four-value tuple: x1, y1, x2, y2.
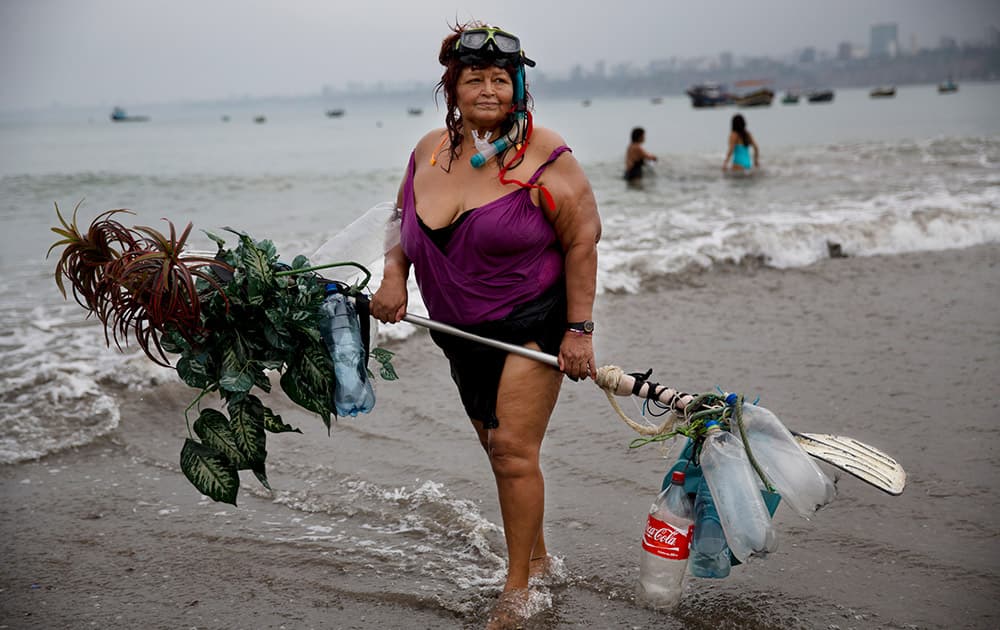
(535, 135, 602, 380)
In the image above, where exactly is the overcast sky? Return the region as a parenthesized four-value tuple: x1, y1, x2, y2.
(1, 0, 997, 111)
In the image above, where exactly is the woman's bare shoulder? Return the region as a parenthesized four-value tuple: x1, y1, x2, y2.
(413, 128, 449, 163)
(528, 125, 569, 154)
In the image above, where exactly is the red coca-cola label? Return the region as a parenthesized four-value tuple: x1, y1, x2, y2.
(641, 514, 692, 560)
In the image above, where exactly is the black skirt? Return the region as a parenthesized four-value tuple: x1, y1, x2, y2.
(429, 281, 567, 429)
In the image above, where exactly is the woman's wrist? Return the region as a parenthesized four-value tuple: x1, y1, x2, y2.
(566, 320, 594, 334)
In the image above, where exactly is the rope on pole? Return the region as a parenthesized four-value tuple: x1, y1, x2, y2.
(594, 365, 681, 437)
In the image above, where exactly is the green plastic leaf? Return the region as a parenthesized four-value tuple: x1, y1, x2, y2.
(239, 238, 275, 306)
(177, 353, 214, 389)
(379, 362, 398, 381)
(180, 439, 240, 505)
(263, 405, 301, 434)
(263, 319, 294, 353)
(253, 369, 272, 393)
(251, 460, 271, 490)
(280, 338, 334, 427)
(227, 395, 267, 466)
(219, 335, 254, 393)
(159, 329, 186, 354)
(193, 408, 246, 467)
(371, 347, 399, 381)
(202, 230, 226, 249)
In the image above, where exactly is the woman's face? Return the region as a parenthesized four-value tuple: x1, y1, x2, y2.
(455, 65, 514, 129)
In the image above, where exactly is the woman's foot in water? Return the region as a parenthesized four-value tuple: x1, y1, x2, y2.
(485, 587, 553, 630)
(485, 588, 530, 630)
(529, 555, 566, 585)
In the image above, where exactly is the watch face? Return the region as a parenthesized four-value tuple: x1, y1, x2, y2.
(583, 320, 595, 333)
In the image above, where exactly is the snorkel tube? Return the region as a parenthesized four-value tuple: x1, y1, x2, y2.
(470, 63, 528, 168)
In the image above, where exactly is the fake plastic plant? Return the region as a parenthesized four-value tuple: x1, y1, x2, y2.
(48, 203, 396, 505)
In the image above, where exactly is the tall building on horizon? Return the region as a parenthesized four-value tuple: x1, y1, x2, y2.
(871, 23, 899, 57)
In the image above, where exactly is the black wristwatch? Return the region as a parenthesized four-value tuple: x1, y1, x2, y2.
(567, 320, 595, 334)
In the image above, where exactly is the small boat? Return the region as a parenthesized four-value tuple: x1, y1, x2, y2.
(781, 91, 800, 104)
(110, 107, 150, 123)
(253, 115, 267, 124)
(581, 99, 591, 107)
(870, 86, 896, 98)
(407, 107, 423, 116)
(650, 97, 663, 105)
(685, 82, 731, 108)
(221, 115, 230, 122)
(938, 79, 958, 94)
(325, 108, 345, 118)
(733, 88, 774, 107)
(807, 89, 835, 103)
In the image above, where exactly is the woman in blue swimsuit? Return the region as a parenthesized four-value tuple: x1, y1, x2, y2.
(723, 114, 760, 173)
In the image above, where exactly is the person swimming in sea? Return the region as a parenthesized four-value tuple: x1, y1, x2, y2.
(723, 114, 759, 173)
(624, 126, 657, 183)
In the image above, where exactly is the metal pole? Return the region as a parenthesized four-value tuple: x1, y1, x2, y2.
(402, 314, 560, 369)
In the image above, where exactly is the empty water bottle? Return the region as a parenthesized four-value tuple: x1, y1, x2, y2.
(736, 402, 835, 519)
(689, 479, 731, 578)
(699, 421, 777, 563)
(318, 289, 375, 416)
(636, 470, 693, 609)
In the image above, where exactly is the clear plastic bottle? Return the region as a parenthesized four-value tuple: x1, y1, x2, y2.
(736, 403, 836, 519)
(318, 290, 375, 416)
(636, 470, 694, 609)
(689, 479, 732, 578)
(699, 422, 777, 563)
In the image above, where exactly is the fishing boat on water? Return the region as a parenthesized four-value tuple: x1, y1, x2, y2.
(806, 89, 835, 103)
(733, 88, 774, 107)
(325, 108, 345, 118)
(685, 83, 731, 108)
(938, 79, 958, 94)
(870, 86, 896, 98)
(781, 90, 800, 104)
(730, 79, 774, 108)
(109, 107, 149, 123)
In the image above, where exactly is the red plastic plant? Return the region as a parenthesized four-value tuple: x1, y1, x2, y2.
(48, 202, 136, 312)
(49, 203, 233, 366)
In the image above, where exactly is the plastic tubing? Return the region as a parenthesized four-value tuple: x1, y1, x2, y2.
(470, 65, 527, 169)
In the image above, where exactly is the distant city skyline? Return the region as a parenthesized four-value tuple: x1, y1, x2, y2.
(1, 0, 997, 111)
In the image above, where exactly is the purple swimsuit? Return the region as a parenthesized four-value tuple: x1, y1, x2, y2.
(400, 147, 571, 325)
(399, 146, 573, 428)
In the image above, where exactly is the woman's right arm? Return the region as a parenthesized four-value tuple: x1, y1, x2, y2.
(371, 177, 411, 324)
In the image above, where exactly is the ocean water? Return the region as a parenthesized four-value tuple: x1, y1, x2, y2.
(1, 83, 999, 624)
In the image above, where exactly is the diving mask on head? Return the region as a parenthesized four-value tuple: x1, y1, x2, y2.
(453, 26, 534, 169)
(454, 27, 536, 68)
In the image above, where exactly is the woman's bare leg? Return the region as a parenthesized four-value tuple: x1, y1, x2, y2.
(471, 344, 563, 592)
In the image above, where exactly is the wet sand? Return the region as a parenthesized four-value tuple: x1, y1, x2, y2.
(2, 244, 999, 629)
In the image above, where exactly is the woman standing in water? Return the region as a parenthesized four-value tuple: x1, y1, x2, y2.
(723, 113, 760, 173)
(625, 126, 657, 183)
(370, 21, 601, 627)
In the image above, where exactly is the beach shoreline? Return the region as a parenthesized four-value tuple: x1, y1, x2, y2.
(2, 244, 999, 630)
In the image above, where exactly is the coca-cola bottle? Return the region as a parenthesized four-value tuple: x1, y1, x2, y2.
(636, 470, 694, 609)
